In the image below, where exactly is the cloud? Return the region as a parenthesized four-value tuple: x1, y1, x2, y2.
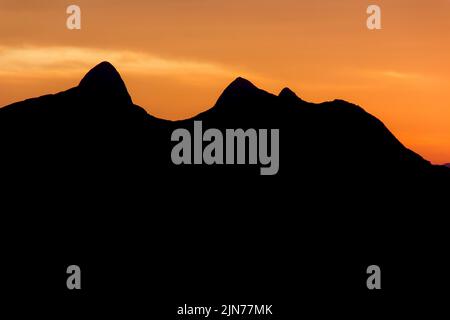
(379, 70, 424, 80)
(0, 46, 234, 79)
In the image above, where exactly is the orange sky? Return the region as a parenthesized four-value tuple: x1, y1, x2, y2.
(0, 0, 449, 163)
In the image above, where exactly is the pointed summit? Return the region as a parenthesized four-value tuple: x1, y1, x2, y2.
(279, 87, 297, 98)
(279, 87, 305, 103)
(219, 77, 263, 98)
(79, 61, 132, 104)
(215, 77, 272, 107)
(227, 77, 258, 91)
(198, 77, 279, 120)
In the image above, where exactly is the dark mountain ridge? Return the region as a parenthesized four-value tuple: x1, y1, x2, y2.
(1, 62, 449, 312)
(1, 61, 447, 184)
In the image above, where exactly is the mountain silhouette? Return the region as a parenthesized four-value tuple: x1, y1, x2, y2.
(1, 62, 449, 310)
(1, 61, 448, 183)
(78, 61, 133, 105)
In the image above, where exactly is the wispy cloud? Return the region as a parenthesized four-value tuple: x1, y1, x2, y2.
(379, 70, 424, 81)
(0, 46, 234, 79)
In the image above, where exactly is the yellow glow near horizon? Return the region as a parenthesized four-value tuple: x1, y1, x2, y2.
(0, 46, 234, 78)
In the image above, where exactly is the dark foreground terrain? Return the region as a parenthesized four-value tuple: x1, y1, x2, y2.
(1, 62, 448, 317)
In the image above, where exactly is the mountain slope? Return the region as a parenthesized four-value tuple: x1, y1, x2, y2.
(1, 62, 448, 309)
(0, 61, 447, 185)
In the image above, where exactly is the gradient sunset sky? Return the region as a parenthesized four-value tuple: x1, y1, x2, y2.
(0, 0, 449, 163)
